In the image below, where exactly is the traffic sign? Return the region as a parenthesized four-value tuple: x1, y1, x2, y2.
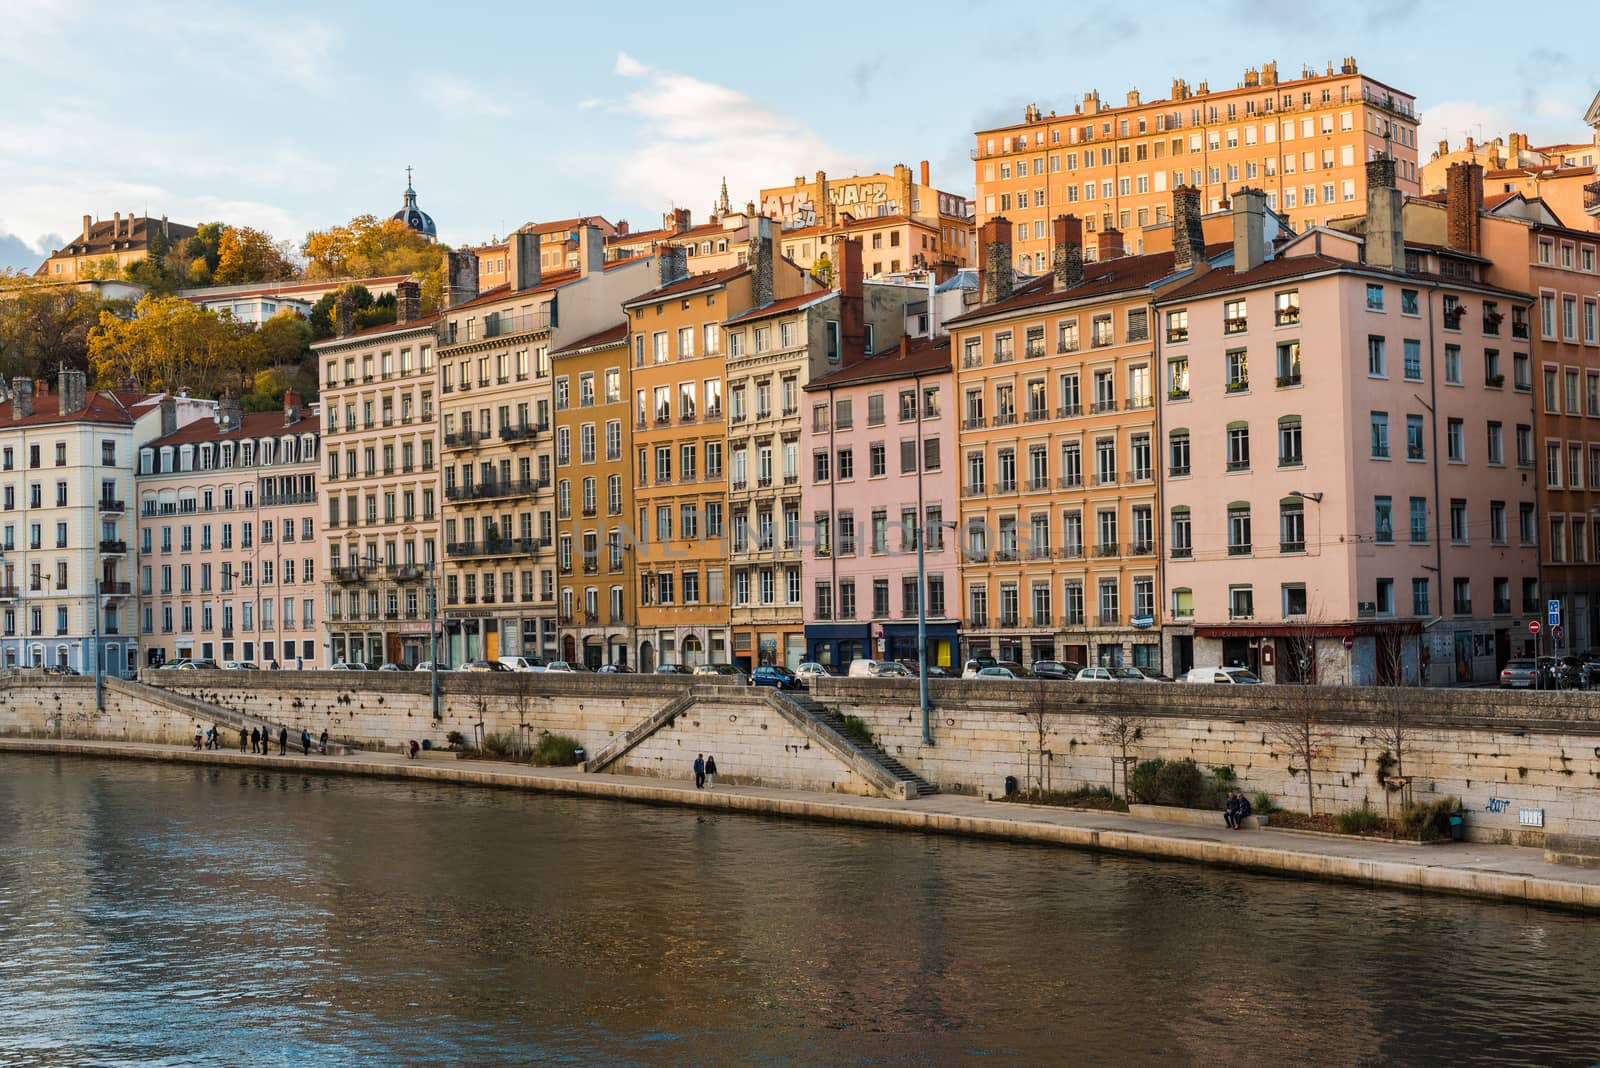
(1529, 620, 1541, 635)
(1548, 599, 1562, 626)
(1553, 624, 1565, 643)
(1341, 636, 1354, 651)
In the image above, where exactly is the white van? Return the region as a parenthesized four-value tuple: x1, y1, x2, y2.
(847, 658, 911, 678)
(1184, 666, 1263, 684)
(497, 656, 547, 673)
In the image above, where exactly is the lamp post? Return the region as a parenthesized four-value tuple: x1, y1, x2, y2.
(93, 577, 103, 711)
(403, 524, 439, 720)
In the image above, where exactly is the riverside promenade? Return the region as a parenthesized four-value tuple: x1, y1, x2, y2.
(6, 737, 1598, 912)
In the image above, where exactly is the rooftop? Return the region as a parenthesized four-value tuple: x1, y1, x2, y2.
(807, 335, 952, 391)
(148, 407, 320, 449)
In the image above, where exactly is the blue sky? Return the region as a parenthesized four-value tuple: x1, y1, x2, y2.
(2, 0, 1595, 271)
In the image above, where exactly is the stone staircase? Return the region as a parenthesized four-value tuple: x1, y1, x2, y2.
(581, 686, 699, 774)
(770, 689, 938, 798)
(112, 678, 359, 755)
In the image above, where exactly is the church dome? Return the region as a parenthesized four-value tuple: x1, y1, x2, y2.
(391, 168, 436, 241)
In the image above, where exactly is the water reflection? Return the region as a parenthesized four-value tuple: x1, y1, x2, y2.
(0, 754, 1596, 1066)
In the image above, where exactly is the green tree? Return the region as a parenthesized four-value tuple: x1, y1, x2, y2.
(87, 295, 262, 396)
(0, 285, 103, 379)
(301, 214, 444, 280)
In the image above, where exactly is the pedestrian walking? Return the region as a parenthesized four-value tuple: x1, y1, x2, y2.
(704, 754, 718, 789)
(278, 726, 288, 756)
(206, 725, 218, 750)
(408, 740, 420, 759)
(193, 723, 203, 750)
(693, 753, 706, 789)
(319, 729, 329, 756)
(250, 727, 261, 754)
(239, 726, 249, 753)
(301, 729, 311, 755)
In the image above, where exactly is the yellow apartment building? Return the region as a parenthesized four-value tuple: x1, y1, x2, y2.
(763, 163, 974, 274)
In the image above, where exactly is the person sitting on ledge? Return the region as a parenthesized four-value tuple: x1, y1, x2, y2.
(1235, 791, 1253, 830)
(1223, 791, 1240, 830)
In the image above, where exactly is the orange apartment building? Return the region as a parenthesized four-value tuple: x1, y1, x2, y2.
(551, 323, 635, 668)
(948, 212, 1203, 670)
(973, 58, 1419, 273)
(623, 220, 809, 670)
(607, 205, 765, 274)
(473, 216, 619, 290)
(761, 163, 974, 275)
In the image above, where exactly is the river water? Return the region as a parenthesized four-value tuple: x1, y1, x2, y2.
(1, 754, 1597, 1066)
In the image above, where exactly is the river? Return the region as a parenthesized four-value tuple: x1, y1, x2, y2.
(1, 753, 1597, 1066)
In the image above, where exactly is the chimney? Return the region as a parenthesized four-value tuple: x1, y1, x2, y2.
(816, 170, 831, 226)
(1172, 186, 1207, 272)
(506, 231, 540, 293)
(839, 237, 865, 364)
(1446, 161, 1484, 256)
(35, 379, 48, 397)
(1364, 156, 1406, 273)
(159, 396, 176, 437)
(1096, 228, 1125, 261)
(1051, 214, 1083, 290)
(1509, 132, 1524, 157)
(893, 164, 913, 216)
(444, 249, 481, 308)
(920, 160, 930, 187)
(577, 223, 606, 276)
(82, 214, 92, 241)
(11, 378, 33, 421)
(1437, 139, 1449, 159)
(283, 390, 302, 426)
(113, 212, 121, 240)
(334, 290, 356, 338)
(58, 369, 86, 416)
(657, 245, 688, 287)
(979, 216, 1014, 305)
(1231, 188, 1267, 274)
(217, 393, 243, 433)
(394, 280, 422, 324)
(747, 216, 775, 309)
(673, 208, 692, 233)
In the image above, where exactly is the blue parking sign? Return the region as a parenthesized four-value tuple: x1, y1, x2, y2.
(1548, 599, 1562, 626)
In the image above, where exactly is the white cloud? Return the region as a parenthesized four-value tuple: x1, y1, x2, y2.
(600, 60, 864, 214)
(423, 74, 513, 119)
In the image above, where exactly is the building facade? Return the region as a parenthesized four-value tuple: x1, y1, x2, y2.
(34, 213, 196, 281)
(313, 282, 441, 667)
(974, 58, 1419, 272)
(137, 394, 322, 668)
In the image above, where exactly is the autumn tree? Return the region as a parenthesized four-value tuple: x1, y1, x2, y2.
(308, 285, 395, 340)
(87, 295, 260, 396)
(213, 226, 297, 285)
(1097, 712, 1145, 801)
(0, 285, 103, 378)
(301, 215, 441, 281)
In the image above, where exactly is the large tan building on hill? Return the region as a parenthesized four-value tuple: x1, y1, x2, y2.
(974, 58, 1419, 272)
(35, 213, 197, 281)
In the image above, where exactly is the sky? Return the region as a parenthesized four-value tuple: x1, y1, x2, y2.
(2, 0, 1596, 272)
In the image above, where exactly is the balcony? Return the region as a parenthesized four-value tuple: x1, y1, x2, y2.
(446, 538, 536, 559)
(0, 585, 15, 599)
(391, 565, 427, 582)
(98, 498, 125, 513)
(1129, 541, 1154, 556)
(500, 423, 543, 443)
(1056, 405, 1082, 418)
(1171, 546, 1192, 559)
(963, 483, 986, 497)
(991, 412, 1017, 428)
(446, 479, 535, 503)
(444, 430, 481, 450)
(98, 540, 127, 554)
(1057, 546, 1085, 560)
(331, 566, 367, 584)
(1090, 400, 1117, 414)
(995, 479, 1017, 494)
(1095, 543, 1120, 557)
(1280, 540, 1305, 554)
(1585, 179, 1600, 217)
(1099, 612, 1121, 626)
(1056, 475, 1083, 489)
(99, 581, 132, 596)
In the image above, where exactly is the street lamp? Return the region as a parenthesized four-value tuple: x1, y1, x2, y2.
(92, 577, 103, 711)
(403, 525, 440, 721)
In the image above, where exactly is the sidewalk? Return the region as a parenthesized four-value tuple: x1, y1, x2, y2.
(4, 737, 1597, 911)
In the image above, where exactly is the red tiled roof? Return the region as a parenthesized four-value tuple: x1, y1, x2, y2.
(608, 226, 674, 245)
(41, 217, 199, 268)
(553, 322, 628, 356)
(807, 336, 952, 390)
(949, 243, 1230, 323)
(1155, 254, 1350, 301)
(318, 311, 443, 344)
(445, 270, 581, 312)
(626, 265, 748, 305)
(722, 290, 831, 325)
(187, 275, 409, 302)
(148, 407, 320, 448)
(0, 389, 153, 428)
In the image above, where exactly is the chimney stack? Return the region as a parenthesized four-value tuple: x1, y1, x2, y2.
(1051, 215, 1083, 291)
(334, 290, 356, 338)
(979, 216, 1014, 305)
(672, 208, 692, 233)
(506, 231, 540, 293)
(58, 369, 86, 416)
(657, 245, 688, 288)
(747, 216, 774, 309)
(10, 378, 33, 421)
(217, 393, 243, 433)
(577, 223, 606, 276)
(159, 396, 176, 437)
(444, 249, 481, 308)
(839, 237, 865, 364)
(394, 280, 422, 324)
(920, 160, 930, 187)
(82, 214, 92, 241)
(283, 390, 302, 426)
(1231, 188, 1267, 274)
(113, 212, 121, 240)
(1096, 228, 1125, 261)
(1446, 161, 1484, 256)
(1364, 156, 1406, 273)
(1172, 186, 1207, 273)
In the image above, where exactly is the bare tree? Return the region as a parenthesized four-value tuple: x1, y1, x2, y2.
(1370, 700, 1415, 808)
(1021, 683, 1055, 795)
(1265, 686, 1334, 815)
(512, 668, 537, 760)
(1096, 712, 1145, 801)
(1372, 621, 1412, 687)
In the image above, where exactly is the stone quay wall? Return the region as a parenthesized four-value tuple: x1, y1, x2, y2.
(812, 678, 1600, 843)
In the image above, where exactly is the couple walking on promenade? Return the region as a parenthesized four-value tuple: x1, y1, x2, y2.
(693, 753, 719, 789)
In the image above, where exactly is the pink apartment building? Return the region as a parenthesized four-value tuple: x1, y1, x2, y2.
(801, 334, 958, 669)
(137, 393, 323, 668)
(1156, 163, 1538, 685)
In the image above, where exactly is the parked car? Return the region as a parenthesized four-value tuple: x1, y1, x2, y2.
(1183, 666, 1263, 684)
(330, 661, 368, 671)
(596, 663, 634, 674)
(1130, 667, 1175, 682)
(43, 665, 80, 676)
(498, 656, 547, 672)
(457, 659, 510, 672)
(413, 661, 436, 672)
(158, 658, 217, 671)
(751, 665, 802, 690)
(655, 663, 693, 675)
(847, 658, 912, 678)
(961, 656, 998, 679)
(1537, 656, 1580, 689)
(376, 663, 402, 671)
(693, 663, 751, 684)
(544, 661, 591, 673)
(895, 659, 955, 678)
(795, 662, 834, 683)
(1580, 654, 1600, 689)
(1075, 666, 1144, 682)
(219, 661, 259, 671)
(977, 662, 1035, 680)
(1030, 659, 1081, 681)
(1499, 658, 1539, 688)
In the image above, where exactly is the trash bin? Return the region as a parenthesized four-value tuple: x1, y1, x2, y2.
(573, 746, 587, 764)
(421, 739, 432, 751)
(1448, 814, 1465, 842)
(1004, 774, 1018, 796)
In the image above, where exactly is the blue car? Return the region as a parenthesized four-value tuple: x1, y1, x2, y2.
(751, 665, 802, 690)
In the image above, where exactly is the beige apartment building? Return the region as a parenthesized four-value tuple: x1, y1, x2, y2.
(137, 393, 323, 668)
(313, 281, 442, 667)
(436, 227, 661, 664)
(762, 163, 974, 274)
(974, 58, 1419, 271)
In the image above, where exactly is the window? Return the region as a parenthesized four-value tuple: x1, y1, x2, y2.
(1283, 584, 1308, 617)
(1275, 341, 1300, 386)
(1168, 430, 1190, 477)
(1374, 496, 1393, 543)
(1452, 578, 1471, 615)
(1274, 290, 1300, 326)
(1367, 336, 1386, 377)
(1168, 356, 1189, 399)
(1412, 578, 1430, 617)
(1370, 412, 1389, 459)
(1280, 499, 1305, 553)
(1225, 349, 1248, 392)
(1223, 299, 1247, 334)
(1170, 507, 1192, 558)
(1226, 424, 1250, 471)
(1165, 310, 1188, 343)
(1409, 497, 1428, 544)
(1227, 503, 1251, 555)
(1229, 586, 1254, 620)
(1446, 418, 1464, 463)
(1366, 284, 1385, 312)
(1450, 499, 1468, 544)
(1404, 338, 1423, 381)
(1406, 414, 1425, 460)
(1400, 289, 1420, 316)
(1277, 416, 1302, 467)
